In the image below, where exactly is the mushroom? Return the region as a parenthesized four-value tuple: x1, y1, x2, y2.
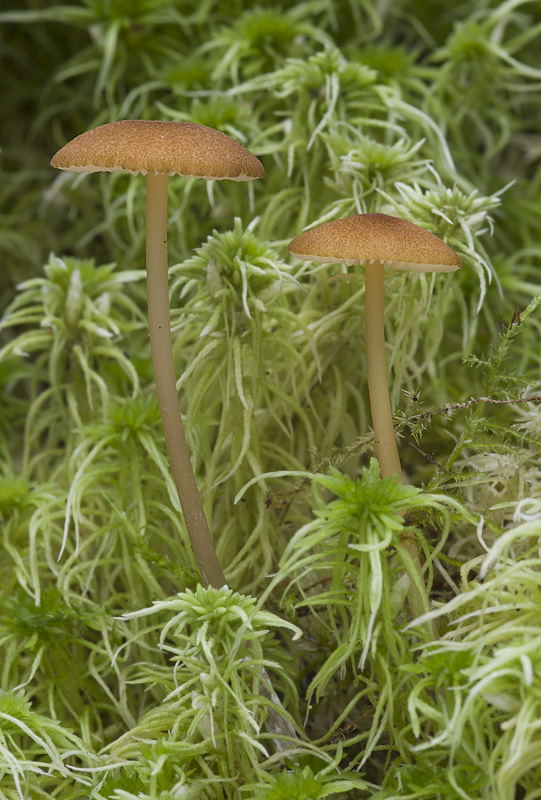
(288, 213, 460, 625)
(51, 120, 264, 589)
(288, 213, 461, 482)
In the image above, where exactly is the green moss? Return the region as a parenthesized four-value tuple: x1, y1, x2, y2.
(1, 0, 541, 797)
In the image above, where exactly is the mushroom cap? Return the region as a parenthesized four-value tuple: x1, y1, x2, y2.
(288, 213, 461, 273)
(50, 120, 265, 181)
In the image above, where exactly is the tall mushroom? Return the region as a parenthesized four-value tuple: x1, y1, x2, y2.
(288, 213, 461, 482)
(51, 120, 264, 589)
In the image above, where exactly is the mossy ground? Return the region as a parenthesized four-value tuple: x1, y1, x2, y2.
(1, 1, 540, 798)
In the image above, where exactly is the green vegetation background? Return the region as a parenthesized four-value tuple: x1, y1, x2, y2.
(0, 1, 540, 798)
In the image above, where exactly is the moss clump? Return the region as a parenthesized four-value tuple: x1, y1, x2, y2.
(1, 0, 541, 797)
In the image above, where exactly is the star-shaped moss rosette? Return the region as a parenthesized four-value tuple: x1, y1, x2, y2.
(112, 586, 304, 785)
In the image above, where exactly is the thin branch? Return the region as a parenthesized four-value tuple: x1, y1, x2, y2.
(409, 442, 454, 477)
(398, 394, 541, 431)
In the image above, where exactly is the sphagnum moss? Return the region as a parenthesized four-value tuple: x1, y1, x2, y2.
(168, 218, 320, 588)
(1, 1, 541, 797)
(107, 586, 308, 795)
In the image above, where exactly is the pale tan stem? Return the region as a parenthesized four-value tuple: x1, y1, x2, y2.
(364, 261, 435, 630)
(146, 172, 226, 589)
(364, 259, 403, 482)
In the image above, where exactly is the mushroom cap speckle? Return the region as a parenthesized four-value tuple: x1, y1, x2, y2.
(288, 213, 461, 273)
(51, 120, 265, 181)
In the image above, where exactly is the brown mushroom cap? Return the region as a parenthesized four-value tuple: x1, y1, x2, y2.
(50, 120, 265, 181)
(288, 213, 461, 273)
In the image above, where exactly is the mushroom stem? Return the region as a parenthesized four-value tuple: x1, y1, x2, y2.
(364, 260, 431, 624)
(365, 261, 438, 628)
(364, 259, 403, 482)
(146, 172, 226, 589)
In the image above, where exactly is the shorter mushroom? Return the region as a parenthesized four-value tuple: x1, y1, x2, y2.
(288, 213, 461, 482)
(289, 214, 461, 624)
(51, 120, 264, 589)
